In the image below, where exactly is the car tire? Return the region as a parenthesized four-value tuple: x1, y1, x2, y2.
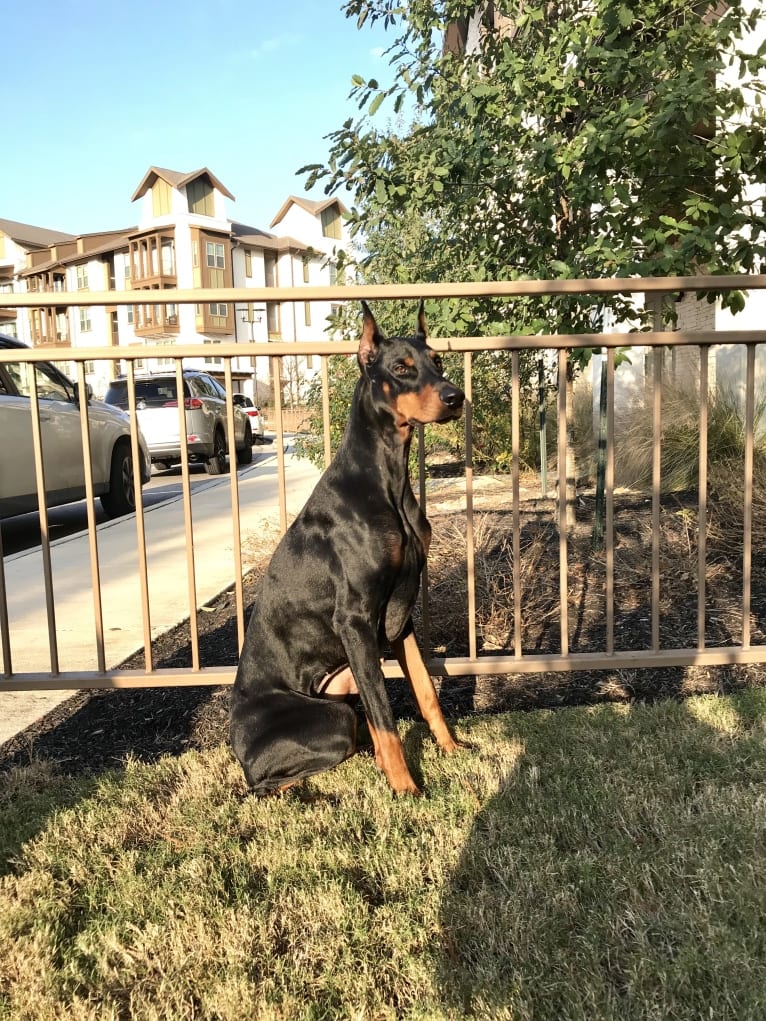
(153, 460, 170, 472)
(237, 424, 253, 465)
(100, 442, 137, 518)
(205, 428, 227, 476)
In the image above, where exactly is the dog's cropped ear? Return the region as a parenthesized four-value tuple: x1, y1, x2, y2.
(416, 300, 428, 340)
(358, 301, 385, 368)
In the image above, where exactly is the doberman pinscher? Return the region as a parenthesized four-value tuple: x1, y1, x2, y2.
(230, 302, 466, 795)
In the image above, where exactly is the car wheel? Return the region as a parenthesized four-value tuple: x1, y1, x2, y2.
(153, 460, 170, 472)
(205, 428, 227, 475)
(100, 442, 136, 518)
(237, 423, 253, 465)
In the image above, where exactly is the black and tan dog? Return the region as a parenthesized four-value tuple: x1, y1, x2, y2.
(230, 302, 465, 795)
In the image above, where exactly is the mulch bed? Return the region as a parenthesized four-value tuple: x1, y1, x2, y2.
(2, 490, 764, 778)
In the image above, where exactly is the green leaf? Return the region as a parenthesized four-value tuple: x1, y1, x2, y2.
(368, 92, 385, 116)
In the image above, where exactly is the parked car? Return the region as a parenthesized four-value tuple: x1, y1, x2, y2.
(0, 334, 151, 520)
(232, 394, 266, 442)
(104, 369, 253, 475)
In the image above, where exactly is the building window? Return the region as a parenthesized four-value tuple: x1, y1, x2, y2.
(79, 308, 91, 332)
(264, 252, 277, 287)
(267, 303, 279, 337)
(161, 239, 175, 275)
(123, 253, 131, 282)
(206, 242, 225, 269)
(321, 205, 342, 239)
(329, 262, 338, 286)
(76, 265, 89, 290)
(209, 303, 227, 317)
(187, 178, 215, 216)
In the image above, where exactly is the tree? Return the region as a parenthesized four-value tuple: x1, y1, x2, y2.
(303, 0, 766, 526)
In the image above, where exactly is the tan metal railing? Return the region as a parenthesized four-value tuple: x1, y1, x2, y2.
(1, 276, 766, 696)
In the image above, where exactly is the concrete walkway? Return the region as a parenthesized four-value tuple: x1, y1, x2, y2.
(0, 448, 321, 746)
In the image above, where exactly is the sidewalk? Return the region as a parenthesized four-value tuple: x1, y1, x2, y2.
(0, 449, 321, 747)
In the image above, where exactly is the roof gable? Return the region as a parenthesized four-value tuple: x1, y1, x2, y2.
(131, 166, 235, 203)
(269, 195, 348, 229)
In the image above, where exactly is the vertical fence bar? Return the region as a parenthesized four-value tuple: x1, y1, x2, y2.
(0, 522, 11, 676)
(75, 361, 106, 673)
(321, 355, 332, 469)
(28, 365, 59, 674)
(125, 359, 153, 671)
(417, 425, 432, 654)
(272, 355, 288, 535)
(606, 348, 615, 655)
(742, 344, 755, 649)
(512, 350, 522, 658)
(224, 358, 246, 651)
(174, 358, 200, 670)
(697, 346, 708, 650)
(557, 348, 569, 656)
(463, 352, 477, 660)
(651, 344, 663, 652)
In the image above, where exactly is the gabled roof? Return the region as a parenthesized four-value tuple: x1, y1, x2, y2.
(131, 166, 235, 203)
(231, 220, 311, 253)
(19, 229, 136, 277)
(0, 217, 76, 249)
(269, 195, 348, 229)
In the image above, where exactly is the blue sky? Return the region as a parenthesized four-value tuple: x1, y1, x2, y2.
(4, 0, 394, 236)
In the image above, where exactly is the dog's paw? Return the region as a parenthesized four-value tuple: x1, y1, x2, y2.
(439, 736, 473, 755)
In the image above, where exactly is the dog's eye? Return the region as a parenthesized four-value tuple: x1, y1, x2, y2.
(433, 356, 443, 373)
(393, 363, 410, 376)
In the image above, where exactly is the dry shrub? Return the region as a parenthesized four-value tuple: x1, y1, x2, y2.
(613, 383, 766, 493)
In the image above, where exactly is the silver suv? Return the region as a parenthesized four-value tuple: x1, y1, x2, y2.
(0, 334, 151, 519)
(104, 370, 252, 475)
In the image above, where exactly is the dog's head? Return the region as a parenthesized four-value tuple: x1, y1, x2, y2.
(357, 301, 465, 430)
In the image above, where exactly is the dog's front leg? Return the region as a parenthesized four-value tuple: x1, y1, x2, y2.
(338, 622, 420, 795)
(392, 628, 465, 754)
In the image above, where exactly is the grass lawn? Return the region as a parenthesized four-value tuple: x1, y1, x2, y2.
(1, 690, 765, 1020)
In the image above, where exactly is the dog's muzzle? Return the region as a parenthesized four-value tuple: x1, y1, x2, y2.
(439, 384, 465, 417)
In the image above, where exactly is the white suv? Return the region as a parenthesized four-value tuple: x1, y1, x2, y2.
(104, 370, 253, 475)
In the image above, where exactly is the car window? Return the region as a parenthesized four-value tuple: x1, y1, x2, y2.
(136, 380, 178, 407)
(207, 376, 227, 400)
(192, 375, 218, 400)
(5, 361, 73, 402)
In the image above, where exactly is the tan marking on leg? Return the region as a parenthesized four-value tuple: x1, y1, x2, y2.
(392, 632, 464, 753)
(366, 722, 421, 795)
(320, 664, 359, 698)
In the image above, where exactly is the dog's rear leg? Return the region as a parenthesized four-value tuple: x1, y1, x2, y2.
(392, 630, 466, 754)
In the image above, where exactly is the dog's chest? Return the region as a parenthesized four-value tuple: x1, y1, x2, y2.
(382, 513, 427, 642)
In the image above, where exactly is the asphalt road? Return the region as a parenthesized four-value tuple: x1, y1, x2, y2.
(0, 441, 279, 557)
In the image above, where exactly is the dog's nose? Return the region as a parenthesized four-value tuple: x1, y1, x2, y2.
(440, 385, 465, 409)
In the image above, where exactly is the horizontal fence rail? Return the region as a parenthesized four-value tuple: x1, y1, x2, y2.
(1, 278, 765, 702)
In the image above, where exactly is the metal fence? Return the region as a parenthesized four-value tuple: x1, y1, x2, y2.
(2, 275, 766, 696)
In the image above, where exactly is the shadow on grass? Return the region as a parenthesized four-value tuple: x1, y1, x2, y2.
(435, 690, 766, 1019)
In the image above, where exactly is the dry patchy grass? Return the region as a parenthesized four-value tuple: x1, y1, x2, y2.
(2, 691, 766, 1020)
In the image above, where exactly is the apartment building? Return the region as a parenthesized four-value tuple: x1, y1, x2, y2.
(0, 166, 349, 402)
